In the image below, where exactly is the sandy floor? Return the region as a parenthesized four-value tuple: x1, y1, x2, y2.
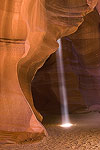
(1, 112, 100, 150)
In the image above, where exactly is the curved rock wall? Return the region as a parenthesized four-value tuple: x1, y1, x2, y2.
(32, 8, 100, 114)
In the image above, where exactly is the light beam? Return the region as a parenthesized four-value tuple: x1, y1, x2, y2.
(56, 39, 72, 128)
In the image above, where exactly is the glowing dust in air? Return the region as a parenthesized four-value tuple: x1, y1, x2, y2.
(56, 39, 73, 128)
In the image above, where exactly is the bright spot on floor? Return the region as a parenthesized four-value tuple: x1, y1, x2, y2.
(59, 123, 73, 128)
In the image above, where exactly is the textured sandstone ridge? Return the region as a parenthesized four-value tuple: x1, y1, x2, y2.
(0, 0, 98, 144)
(18, 0, 97, 114)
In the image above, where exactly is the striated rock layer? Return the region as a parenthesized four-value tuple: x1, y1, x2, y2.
(0, 0, 47, 144)
(68, 8, 100, 108)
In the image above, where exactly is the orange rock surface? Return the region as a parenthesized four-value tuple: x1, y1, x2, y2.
(0, 0, 98, 144)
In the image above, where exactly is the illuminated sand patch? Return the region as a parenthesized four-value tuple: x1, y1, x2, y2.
(59, 123, 73, 128)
